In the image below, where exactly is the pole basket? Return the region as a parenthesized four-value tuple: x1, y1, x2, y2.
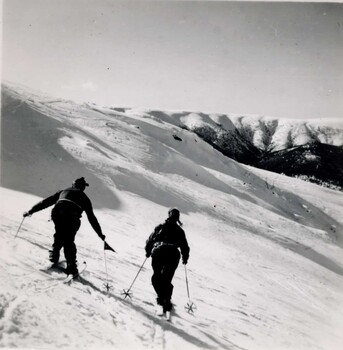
(184, 301, 197, 314)
(103, 282, 113, 292)
(121, 289, 133, 299)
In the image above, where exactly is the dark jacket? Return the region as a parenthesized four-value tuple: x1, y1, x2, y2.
(28, 187, 103, 237)
(145, 219, 190, 263)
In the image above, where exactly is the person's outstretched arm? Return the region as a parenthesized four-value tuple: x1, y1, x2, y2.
(84, 200, 105, 240)
(23, 192, 61, 216)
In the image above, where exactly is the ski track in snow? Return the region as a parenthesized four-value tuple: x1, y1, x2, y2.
(1, 216, 230, 350)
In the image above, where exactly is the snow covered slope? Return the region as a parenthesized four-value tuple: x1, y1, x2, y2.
(1, 82, 343, 349)
(110, 106, 343, 188)
(111, 108, 343, 152)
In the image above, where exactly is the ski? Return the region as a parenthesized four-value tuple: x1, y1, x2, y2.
(155, 305, 173, 322)
(165, 311, 172, 322)
(63, 261, 87, 284)
(40, 260, 67, 274)
(156, 309, 165, 317)
(35, 261, 86, 293)
(156, 310, 172, 322)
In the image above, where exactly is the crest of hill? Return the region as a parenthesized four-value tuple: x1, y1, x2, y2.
(2, 80, 342, 196)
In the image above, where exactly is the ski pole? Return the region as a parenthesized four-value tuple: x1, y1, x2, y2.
(14, 217, 26, 239)
(184, 264, 197, 313)
(102, 240, 116, 292)
(122, 257, 147, 299)
(103, 248, 111, 292)
(184, 264, 191, 299)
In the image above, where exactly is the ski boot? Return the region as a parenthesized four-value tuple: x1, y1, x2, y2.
(162, 299, 173, 313)
(66, 263, 79, 279)
(49, 250, 60, 266)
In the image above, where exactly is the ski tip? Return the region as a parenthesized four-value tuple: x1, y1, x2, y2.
(63, 275, 74, 284)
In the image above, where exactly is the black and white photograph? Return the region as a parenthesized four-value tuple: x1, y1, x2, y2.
(1, 0, 343, 349)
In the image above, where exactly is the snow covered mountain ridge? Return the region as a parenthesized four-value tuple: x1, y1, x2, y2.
(3, 80, 343, 152)
(121, 108, 343, 152)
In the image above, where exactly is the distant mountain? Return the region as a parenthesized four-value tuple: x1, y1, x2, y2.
(119, 109, 343, 190)
(257, 143, 343, 189)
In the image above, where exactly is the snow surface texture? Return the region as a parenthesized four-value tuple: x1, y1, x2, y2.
(1, 82, 343, 350)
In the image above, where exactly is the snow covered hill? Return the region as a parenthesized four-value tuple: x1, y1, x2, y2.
(1, 82, 343, 349)
(110, 105, 343, 189)
(144, 109, 343, 189)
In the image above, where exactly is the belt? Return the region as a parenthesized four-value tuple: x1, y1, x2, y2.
(57, 198, 82, 211)
(153, 242, 176, 248)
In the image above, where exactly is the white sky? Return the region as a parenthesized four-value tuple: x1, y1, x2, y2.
(1, 0, 343, 119)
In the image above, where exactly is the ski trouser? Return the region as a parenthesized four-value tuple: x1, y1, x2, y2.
(151, 245, 180, 303)
(50, 203, 81, 274)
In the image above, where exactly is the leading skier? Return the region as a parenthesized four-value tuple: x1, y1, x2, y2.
(23, 177, 106, 277)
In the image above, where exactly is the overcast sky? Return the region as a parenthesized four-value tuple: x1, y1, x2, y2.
(1, 0, 343, 119)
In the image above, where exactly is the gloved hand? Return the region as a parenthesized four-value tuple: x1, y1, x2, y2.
(23, 211, 32, 217)
(182, 257, 188, 265)
(99, 233, 106, 241)
(145, 252, 151, 258)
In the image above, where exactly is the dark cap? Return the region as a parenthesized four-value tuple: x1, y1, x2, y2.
(73, 177, 89, 188)
(168, 208, 180, 219)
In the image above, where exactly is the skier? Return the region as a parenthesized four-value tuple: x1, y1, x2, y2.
(145, 208, 190, 313)
(23, 177, 106, 277)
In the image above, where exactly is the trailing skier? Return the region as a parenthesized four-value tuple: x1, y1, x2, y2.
(145, 208, 190, 313)
(23, 177, 106, 278)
